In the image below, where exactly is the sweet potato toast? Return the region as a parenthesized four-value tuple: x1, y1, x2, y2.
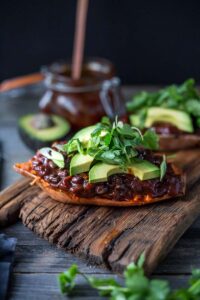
(14, 162, 186, 207)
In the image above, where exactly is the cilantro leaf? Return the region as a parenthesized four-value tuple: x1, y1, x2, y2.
(64, 117, 160, 168)
(117, 123, 138, 138)
(149, 280, 170, 300)
(87, 277, 120, 296)
(142, 130, 159, 150)
(58, 264, 78, 294)
(58, 255, 200, 300)
(101, 116, 111, 126)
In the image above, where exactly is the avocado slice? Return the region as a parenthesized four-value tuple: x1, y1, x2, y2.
(129, 160, 160, 180)
(67, 125, 96, 153)
(18, 114, 70, 151)
(68, 125, 108, 153)
(73, 125, 96, 143)
(129, 114, 142, 128)
(144, 107, 193, 133)
(70, 153, 94, 175)
(89, 163, 125, 183)
(89, 159, 160, 183)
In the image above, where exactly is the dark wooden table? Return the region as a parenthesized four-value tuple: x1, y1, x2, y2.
(1, 84, 200, 299)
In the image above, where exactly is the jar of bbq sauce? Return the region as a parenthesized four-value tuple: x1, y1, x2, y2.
(39, 58, 124, 129)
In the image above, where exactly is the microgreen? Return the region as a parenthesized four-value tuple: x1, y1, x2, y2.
(64, 117, 159, 169)
(58, 254, 200, 300)
(126, 78, 200, 129)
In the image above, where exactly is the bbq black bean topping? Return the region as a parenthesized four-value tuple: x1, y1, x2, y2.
(31, 150, 183, 202)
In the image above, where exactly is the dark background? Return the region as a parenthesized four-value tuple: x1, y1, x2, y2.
(1, 0, 200, 84)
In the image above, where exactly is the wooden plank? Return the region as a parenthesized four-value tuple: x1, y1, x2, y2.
(1, 150, 194, 273)
(2, 85, 200, 299)
(0, 179, 39, 226)
(8, 273, 119, 300)
(3, 221, 200, 275)
(7, 272, 190, 300)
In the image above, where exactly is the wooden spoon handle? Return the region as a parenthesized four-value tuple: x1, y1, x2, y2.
(0, 73, 44, 93)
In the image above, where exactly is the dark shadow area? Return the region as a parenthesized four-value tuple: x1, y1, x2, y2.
(1, 1, 200, 83)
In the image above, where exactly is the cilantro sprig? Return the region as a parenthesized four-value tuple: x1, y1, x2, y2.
(126, 78, 200, 129)
(65, 117, 159, 169)
(58, 254, 200, 299)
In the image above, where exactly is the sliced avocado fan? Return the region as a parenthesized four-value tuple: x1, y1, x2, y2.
(144, 107, 193, 133)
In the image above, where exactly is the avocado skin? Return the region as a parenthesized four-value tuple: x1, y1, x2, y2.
(18, 114, 70, 151)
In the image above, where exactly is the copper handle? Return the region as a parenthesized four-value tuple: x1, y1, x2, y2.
(0, 73, 44, 93)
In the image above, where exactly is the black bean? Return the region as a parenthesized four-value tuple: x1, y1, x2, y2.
(95, 185, 108, 195)
(49, 161, 56, 168)
(48, 174, 60, 184)
(70, 184, 83, 193)
(32, 160, 39, 167)
(71, 175, 84, 184)
(31, 149, 183, 201)
(58, 170, 69, 177)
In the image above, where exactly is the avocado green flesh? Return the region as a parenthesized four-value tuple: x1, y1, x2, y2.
(88, 160, 160, 183)
(67, 125, 96, 153)
(128, 160, 160, 181)
(144, 107, 193, 133)
(89, 163, 124, 183)
(70, 153, 94, 175)
(18, 114, 70, 142)
(129, 114, 142, 128)
(73, 125, 96, 142)
(68, 125, 108, 153)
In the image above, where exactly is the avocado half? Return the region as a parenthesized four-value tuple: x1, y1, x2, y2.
(18, 114, 70, 151)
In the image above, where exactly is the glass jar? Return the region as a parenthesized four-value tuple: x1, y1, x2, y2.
(39, 58, 124, 129)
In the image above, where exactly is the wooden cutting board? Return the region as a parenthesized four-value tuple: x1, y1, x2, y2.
(1, 149, 200, 274)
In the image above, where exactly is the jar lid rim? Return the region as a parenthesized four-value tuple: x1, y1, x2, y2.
(41, 58, 115, 84)
(44, 76, 120, 93)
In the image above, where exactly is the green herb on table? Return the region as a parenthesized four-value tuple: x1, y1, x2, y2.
(58, 254, 200, 299)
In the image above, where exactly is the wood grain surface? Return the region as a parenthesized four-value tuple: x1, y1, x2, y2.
(1, 149, 200, 274)
(1, 85, 200, 299)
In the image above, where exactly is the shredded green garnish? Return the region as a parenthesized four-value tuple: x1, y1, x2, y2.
(64, 117, 159, 169)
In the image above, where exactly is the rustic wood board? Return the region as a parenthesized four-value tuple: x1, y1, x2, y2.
(1, 149, 200, 274)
